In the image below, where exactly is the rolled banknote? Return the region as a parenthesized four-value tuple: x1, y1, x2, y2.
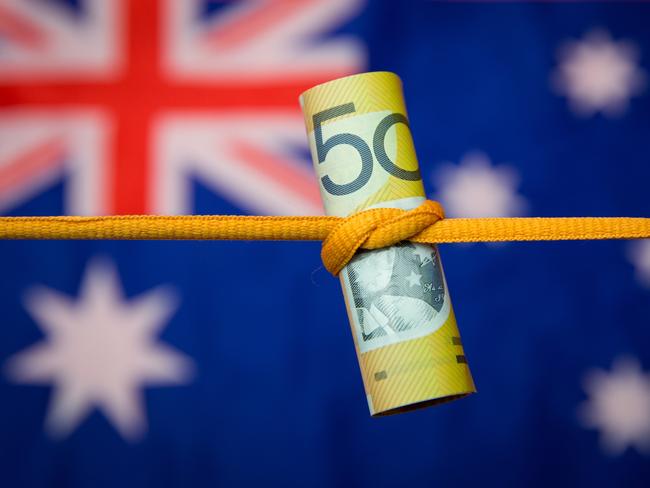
(300, 71, 475, 415)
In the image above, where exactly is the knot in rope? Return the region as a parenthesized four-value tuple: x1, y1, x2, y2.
(321, 199, 445, 276)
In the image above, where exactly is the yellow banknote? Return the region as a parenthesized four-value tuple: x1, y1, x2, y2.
(300, 71, 475, 415)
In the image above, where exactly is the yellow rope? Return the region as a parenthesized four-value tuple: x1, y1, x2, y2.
(0, 200, 649, 275)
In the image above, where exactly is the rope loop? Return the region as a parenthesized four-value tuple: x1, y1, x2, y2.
(321, 199, 445, 276)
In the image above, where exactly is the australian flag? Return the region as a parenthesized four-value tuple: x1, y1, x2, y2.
(1, 1, 649, 487)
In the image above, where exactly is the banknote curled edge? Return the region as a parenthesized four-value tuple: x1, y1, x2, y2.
(300, 71, 475, 415)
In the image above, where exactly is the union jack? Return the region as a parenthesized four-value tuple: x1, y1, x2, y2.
(0, 0, 366, 216)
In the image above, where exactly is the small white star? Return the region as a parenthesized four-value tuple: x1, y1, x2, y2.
(4, 258, 194, 441)
(578, 356, 650, 455)
(432, 152, 527, 218)
(627, 240, 650, 288)
(412, 244, 433, 266)
(552, 29, 646, 117)
(405, 270, 422, 288)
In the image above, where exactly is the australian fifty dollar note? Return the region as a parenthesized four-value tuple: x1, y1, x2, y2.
(300, 71, 475, 415)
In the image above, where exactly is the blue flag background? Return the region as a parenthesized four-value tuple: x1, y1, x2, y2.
(1, 1, 650, 487)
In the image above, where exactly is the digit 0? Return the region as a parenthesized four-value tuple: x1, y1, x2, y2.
(373, 113, 421, 181)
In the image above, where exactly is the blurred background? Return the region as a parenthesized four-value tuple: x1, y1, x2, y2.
(1, 0, 650, 486)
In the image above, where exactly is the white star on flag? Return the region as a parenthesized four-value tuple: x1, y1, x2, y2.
(578, 356, 650, 455)
(4, 258, 194, 442)
(405, 270, 422, 288)
(552, 29, 646, 117)
(432, 152, 527, 218)
(627, 240, 650, 288)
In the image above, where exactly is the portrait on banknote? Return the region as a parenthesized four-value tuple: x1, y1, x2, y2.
(345, 242, 449, 352)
